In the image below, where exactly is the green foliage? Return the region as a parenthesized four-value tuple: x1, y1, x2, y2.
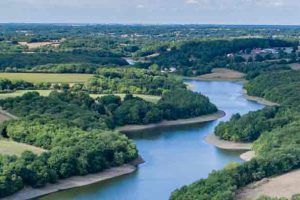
(215, 107, 291, 142)
(0, 50, 127, 71)
(152, 38, 297, 76)
(158, 89, 217, 120)
(0, 118, 138, 197)
(86, 67, 185, 95)
(245, 70, 300, 107)
(0, 79, 34, 91)
(171, 149, 300, 200)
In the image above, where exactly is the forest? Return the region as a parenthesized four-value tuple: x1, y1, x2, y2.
(171, 70, 300, 199)
(0, 117, 138, 197)
(0, 89, 217, 129)
(1, 24, 300, 199)
(151, 38, 298, 76)
(85, 67, 185, 95)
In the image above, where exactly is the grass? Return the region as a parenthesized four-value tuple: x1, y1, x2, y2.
(0, 90, 161, 103)
(0, 139, 46, 156)
(0, 90, 52, 99)
(0, 73, 93, 83)
(90, 94, 161, 104)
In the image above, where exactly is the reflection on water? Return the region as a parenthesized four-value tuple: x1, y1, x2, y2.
(40, 80, 264, 200)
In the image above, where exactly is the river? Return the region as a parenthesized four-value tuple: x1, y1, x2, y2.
(40, 80, 264, 200)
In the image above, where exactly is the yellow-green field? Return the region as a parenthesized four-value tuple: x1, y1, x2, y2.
(0, 90, 52, 99)
(0, 90, 161, 103)
(0, 139, 46, 156)
(90, 94, 161, 104)
(0, 73, 93, 83)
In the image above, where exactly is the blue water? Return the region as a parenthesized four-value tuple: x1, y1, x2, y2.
(40, 80, 264, 200)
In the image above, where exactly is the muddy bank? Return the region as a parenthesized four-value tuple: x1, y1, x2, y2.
(117, 111, 226, 132)
(4, 157, 144, 200)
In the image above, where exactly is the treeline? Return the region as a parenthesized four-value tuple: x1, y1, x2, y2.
(0, 79, 34, 91)
(0, 50, 128, 71)
(84, 67, 186, 95)
(170, 148, 300, 200)
(215, 106, 291, 142)
(245, 70, 300, 106)
(171, 70, 300, 199)
(0, 117, 138, 197)
(0, 68, 187, 96)
(0, 89, 217, 129)
(226, 62, 291, 79)
(14, 63, 100, 74)
(152, 38, 298, 76)
(215, 70, 300, 142)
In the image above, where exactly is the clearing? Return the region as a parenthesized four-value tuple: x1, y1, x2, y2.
(290, 63, 300, 71)
(0, 140, 46, 156)
(0, 73, 93, 83)
(19, 42, 60, 49)
(197, 68, 245, 81)
(0, 90, 52, 99)
(90, 94, 161, 103)
(236, 169, 300, 199)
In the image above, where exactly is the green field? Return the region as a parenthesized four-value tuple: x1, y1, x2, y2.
(0, 90, 52, 99)
(90, 94, 161, 103)
(0, 73, 93, 83)
(0, 139, 46, 156)
(0, 90, 161, 103)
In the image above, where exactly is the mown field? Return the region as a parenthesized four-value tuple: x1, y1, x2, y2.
(0, 90, 161, 103)
(90, 93, 161, 104)
(0, 139, 46, 156)
(0, 73, 93, 83)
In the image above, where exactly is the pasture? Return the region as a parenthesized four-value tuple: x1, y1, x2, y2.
(0, 73, 93, 83)
(0, 139, 46, 156)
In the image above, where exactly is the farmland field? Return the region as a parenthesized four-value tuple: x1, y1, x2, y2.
(90, 94, 161, 103)
(0, 139, 46, 156)
(0, 90, 52, 99)
(0, 73, 93, 83)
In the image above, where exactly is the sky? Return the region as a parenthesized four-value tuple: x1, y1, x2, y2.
(0, 0, 300, 25)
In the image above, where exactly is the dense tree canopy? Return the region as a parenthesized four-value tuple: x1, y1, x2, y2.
(0, 117, 138, 197)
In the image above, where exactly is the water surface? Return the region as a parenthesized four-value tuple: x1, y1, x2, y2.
(41, 80, 264, 200)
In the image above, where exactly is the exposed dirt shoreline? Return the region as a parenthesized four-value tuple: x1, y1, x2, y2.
(3, 157, 144, 200)
(195, 68, 245, 81)
(242, 89, 279, 107)
(236, 169, 300, 199)
(117, 111, 226, 132)
(205, 134, 252, 151)
(205, 134, 254, 161)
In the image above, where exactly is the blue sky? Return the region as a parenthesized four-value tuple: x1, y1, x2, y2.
(0, 0, 299, 25)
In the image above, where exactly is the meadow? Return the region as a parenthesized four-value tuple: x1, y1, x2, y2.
(0, 73, 93, 83)
(0, 139, 46, 156)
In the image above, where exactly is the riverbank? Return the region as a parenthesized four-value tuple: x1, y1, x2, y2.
(205, 134, 252, 151)
(117, 111, 226, 132)
(4, 157, 144, 200)
(205, 134, 254, 161)
(242, 89, 279, 106)
(195, 68, 245, 81)
(236, 169, 300, 199)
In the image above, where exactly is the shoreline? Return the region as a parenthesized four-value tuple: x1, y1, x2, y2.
(242, 89, 279, 107)
(205, 134, 252, 151)
(4, 157, 144, 200)
(192, 68, 246, 81)
(205, 133, 254, 161)
(117, 111, 226, 132)
(236, 169, 300, 200)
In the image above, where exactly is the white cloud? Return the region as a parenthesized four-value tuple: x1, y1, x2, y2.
(185, 0, 199, 4)
(136, 4, 145, 8)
